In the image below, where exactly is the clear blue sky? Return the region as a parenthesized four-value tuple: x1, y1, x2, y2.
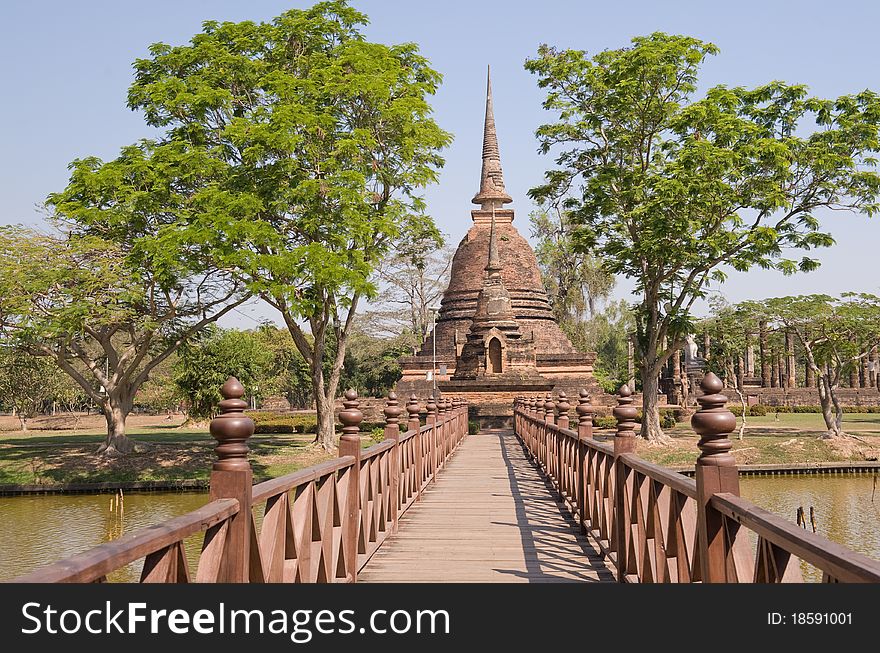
(3, 0, 879, 327)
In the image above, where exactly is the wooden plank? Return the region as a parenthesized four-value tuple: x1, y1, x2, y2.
(359, 430, 615, 584)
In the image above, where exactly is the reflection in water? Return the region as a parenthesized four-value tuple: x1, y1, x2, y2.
(0, 492, 208, 582)
(740, 473, 880, 582)
(1, 474, 878, 582)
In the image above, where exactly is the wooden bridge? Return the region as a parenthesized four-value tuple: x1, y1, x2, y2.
(13, 375, 880, 584)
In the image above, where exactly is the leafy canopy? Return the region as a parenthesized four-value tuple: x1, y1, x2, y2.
(526, 33, 880, 364)
(125, 1, 452, 324)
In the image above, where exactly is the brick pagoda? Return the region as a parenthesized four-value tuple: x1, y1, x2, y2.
(396, 69, 603, 423)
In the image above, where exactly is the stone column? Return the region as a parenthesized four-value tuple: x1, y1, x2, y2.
(759, 321, 771, 387)
(770, 348, 778, 388)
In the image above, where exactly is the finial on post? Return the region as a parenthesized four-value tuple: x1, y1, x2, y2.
(339, 389, 363, 439)
(576, 389, 593, 439)
(210, 377, 254, 472)
(613, 384, 638, 453)
(544, 392, 555, 424)
(427, 393, 438, 418)
(556, 391, 570, 429)
(384, 391, 402, 427)
(692, 372, 737, 467)
(406, 393, 422, 430)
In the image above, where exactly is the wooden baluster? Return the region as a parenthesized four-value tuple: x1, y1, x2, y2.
(576, 390, 593, 534)
(557, 391, 571, 502)
(544, 393, 556, 482)
(438, 397, 447, 468)
(535, 396, 545, 466)
(692, 372, 739, 583)
(208, 377, 255, 583)
(384, 392, 402, 533)
(427, 394, 438, 484)
(460, 397, 469, 442)
(407, 394, 422, 502)
(338, 389, 363, 583)
(613, 384, 638, 582)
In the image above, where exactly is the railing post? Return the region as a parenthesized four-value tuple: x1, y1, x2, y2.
(556, 391, 570, 430)
(384, 392, 402, 533)
(576, 389, 593, 534)
(693, 372, 739, 583)
(535, 395, 545, 467)
(407, 394, 423, 501)
(438, 397, 448, 466)
(612, 384, 638, 582)
(545, 393, 556, 482)
(338, 389, 363, 582)
(208, 377, 254, 583)
(427, 394, 438, 483)
(557, 391, 571, 502)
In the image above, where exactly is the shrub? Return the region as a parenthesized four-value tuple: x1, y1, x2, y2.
(468, 420, 480, 435)
(592, 416, 616, 430)
(660, 411, 676, 429)
(748, 404, 768, 416)
(369, 426, 385, 443)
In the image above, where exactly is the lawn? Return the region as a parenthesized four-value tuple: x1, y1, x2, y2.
(613, 413, 880, 468)
(0, 422, 335, 487)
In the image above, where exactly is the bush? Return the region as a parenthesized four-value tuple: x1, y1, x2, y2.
(468, 420, 480, 435)
(592, 416, 616, 430)
(660, 411, 676, 429)
(748, 404, 768, 416)
(369, 426, 385, 443)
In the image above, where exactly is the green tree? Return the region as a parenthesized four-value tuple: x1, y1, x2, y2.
(371, 222, 452, 348)
(341, 324, 409, 397)
(701, 300, 759, 439)
(527, 33, 880, 442)
(0, 347, 61, 431)
(531, 203, 615, 323)
(127, 2, 451, 450)
(582, 300, 634, 394)
(174, 327, 274, 420)
(759, 294, 880, 437)
(0, 224, 243, 455)
(253, 324, 313, 409)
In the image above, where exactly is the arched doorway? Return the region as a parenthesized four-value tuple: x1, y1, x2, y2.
(488, 337, 503, 374)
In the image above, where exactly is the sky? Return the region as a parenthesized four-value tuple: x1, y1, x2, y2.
(2, 0, 880, 328)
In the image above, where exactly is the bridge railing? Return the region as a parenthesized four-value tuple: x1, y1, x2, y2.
(514, 373, 880, 583)
(12, 381, 468, 583)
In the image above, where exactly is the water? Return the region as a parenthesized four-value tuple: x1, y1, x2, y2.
(0, 492, 208, 582)
(0, 474, 877, 582)
(739, 473, 880, 581)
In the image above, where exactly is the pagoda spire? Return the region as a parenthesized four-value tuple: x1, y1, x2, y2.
(472, 66, 513, 210)
(485, 207, 502, 279)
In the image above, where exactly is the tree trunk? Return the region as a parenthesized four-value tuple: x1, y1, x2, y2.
(639, 366, 670, 443)
(97, 394, 136, 456)
(817, 376, 842, 438)
(314, 392, 337, 452)
(18, 415, 28, 432)
(732, 377, 747, 441)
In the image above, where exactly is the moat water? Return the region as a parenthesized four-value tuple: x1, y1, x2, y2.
(0, 473, 877, 582)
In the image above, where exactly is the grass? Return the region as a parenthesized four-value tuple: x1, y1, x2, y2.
(605, 413, 880, 468)
(5, 411, 880, 487)
(0, 422, 336, 487)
